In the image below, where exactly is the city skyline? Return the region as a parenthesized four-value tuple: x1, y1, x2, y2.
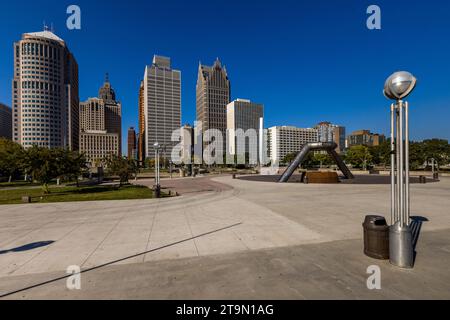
(1, 0, 450, 156)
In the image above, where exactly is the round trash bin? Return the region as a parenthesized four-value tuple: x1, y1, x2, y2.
(363, 215, 390, 260)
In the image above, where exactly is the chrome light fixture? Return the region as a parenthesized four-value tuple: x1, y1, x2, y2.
(384, 71, 417, 269)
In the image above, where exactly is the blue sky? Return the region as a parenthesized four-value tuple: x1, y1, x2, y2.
(1, 0, 449, 154)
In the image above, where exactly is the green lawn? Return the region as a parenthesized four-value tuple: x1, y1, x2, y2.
(0, 181, 55, 189)
(0, 184, 157, 205)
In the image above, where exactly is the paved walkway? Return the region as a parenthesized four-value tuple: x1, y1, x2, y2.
(0, 176, 449, 299)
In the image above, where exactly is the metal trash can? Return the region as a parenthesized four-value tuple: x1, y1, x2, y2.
(433, 172, 439, 180)
(363, 215, 390, 260)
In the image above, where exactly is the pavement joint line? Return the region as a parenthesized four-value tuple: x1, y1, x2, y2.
(142, 199, 160, 263)
(0, 222, 243, 299)
(9, 209, 107, 276)
(184, 207, 201, 258)
(79, 210, 132, 269)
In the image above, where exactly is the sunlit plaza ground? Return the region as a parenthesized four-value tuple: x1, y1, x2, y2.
(1, 175, 450, 299)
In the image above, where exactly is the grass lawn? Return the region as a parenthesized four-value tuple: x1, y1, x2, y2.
(0, 181, 55, 189)
(0, 184, 158, 205)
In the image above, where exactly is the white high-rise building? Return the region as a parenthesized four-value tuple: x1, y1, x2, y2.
(143, 55, 181, 158)
(12, 29, 79, 149)
(227, 99, 264, 165)
(268, 126, 318, 165)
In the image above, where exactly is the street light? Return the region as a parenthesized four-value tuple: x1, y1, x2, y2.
(153, 142, 161, 198)
(384, 71, 417, 269)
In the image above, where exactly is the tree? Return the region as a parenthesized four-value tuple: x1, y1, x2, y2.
(422, 139, 450, 168)
(409, 142, 426, 170)
(345, 145, 373, 170)
(0, 138, 25, 183)
(301, 152, 316, 169)
(313, 152, 332, 168)
(54, 149, 88, 187)
(282, 152, 297, 165)
(369, 140, 391, 168)
(22, 146, 59, 193)
(106, 155, 137, 186)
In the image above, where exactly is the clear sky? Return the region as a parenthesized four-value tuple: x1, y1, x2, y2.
(1, 0, 449, 154)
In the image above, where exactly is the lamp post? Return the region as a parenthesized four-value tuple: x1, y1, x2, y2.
(153, 142, 161, 198)
(384, 71, 417, 268)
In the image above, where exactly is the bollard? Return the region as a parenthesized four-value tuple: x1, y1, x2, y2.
(389, 222, 414, 268)
(153, 185, 161, 198)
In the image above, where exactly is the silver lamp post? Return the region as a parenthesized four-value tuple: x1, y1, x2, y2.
(384, 71, 417, 268)
(153, 142, 161, 197)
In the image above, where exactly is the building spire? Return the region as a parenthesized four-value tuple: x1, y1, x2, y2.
(105, 72, 110, 83)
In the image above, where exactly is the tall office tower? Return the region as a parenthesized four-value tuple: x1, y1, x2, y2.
(316, 122, 346, 153)
(268, 126, 318, 165)
(127, 127, 137, 160)
(0, 103, 12, 139)
(98, 74, 122, 155)
(143, 55, 181, 159)
(12, 29, 79, 150)
(227, 99, 264, 164)
(79, 79, 121, 166)
(137, 81, 145, 164)
(347, 130, 386, 148)
(196, 58, 231, 155)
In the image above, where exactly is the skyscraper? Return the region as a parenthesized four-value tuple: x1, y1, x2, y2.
(0, 103, 12, 139)
(137, 81, 145, 164)
(316, 122, 346, 153)
(268, 126, 318, 165)
(99, 74, 122, 155)
(128, 127, 137, 160)
(196, 58, 231, 155)
(143, 55, 181, 158)
(79, 77, 121, 166)
(227, 99, 264, 164)
(13, 29, 79, 150)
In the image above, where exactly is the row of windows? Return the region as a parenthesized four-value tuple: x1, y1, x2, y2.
(21, 42, 61, 60)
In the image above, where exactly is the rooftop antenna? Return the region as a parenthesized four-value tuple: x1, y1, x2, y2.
(43, 21, 48, 31)
(105, 72, 110, 83)
(50, 23, 54, 33)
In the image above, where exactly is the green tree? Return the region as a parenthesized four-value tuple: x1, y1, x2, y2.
(106, 155, 138, 186)
(313, 152, 332, 168)
(282, 152, 297, 165)
(369, 140, 391, 168)
(0, 138, 25, 183)
(409, 142, 426, 170)
(301, 152, 317, 169)
(22, 146, 59, 193)
(422, 139, 450, 168)
(54, 149, 88, 187)
(345, 145, 373, 170)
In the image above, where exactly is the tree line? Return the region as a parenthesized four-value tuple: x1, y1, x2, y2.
(0, 138, 88, 193)
(0, 138, 143, 192)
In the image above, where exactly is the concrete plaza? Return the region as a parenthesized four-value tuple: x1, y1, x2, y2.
(0, 175, 449, 299)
